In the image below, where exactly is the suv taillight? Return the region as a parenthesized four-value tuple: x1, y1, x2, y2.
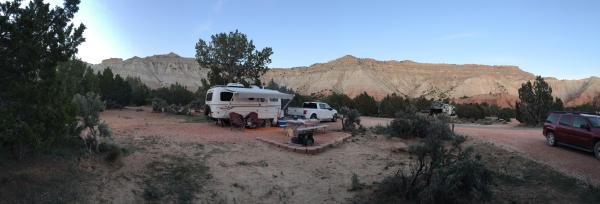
(303, 110, 307, 115)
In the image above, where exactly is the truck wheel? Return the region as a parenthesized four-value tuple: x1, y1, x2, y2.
(594, 141, 600, 160)
(332, 114, 338, 122)
(546, 132, 556, 146)
(310, 114, 318, 120)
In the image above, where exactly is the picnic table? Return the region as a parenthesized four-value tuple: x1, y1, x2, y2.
(285, 119, 327, 146)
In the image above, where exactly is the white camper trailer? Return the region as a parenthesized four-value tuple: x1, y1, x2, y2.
(204, 83, 294, 126)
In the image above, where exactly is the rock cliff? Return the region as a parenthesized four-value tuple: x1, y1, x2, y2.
(90, 53, 600, 107)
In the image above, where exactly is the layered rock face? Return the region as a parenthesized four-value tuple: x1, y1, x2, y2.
(90, 53, 207, 90)
(90, 53, 600, 107)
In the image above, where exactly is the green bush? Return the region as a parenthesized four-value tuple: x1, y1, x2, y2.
(497, 108, 515, 121)
(325, 92, 355, 110)
(455, 103, 486, 120)
(374, 131, 493, 203)
(152, 83, 195, 106)
(353, 92, 378, 116)
(379, 94, 413, 117)
(98, 142, 123, 163)
(388, 112, 451, 139)
(341, 107, 361, 132)
(152, 98, 169, 112)
(72, 93, 112, 153)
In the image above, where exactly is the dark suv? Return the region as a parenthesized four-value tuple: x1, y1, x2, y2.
(543, 112, 600, 159)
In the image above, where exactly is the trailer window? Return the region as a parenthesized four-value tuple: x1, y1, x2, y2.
(206, 92, 213, 101)
(220, 92, 233, 101)
(270, 98, 278, 102)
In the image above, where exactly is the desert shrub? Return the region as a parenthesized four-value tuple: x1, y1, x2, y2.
(371, 125, 389, 135)
(353, 92, 378, 116)
(455, 103, 486, 120)
(388, 112, 450, 139)
(412, 97, 434, 112)
(98, 142, 123, 163)
(374, 133, 493, 203)
(72, 93, 112, 153)
(379, 93, 413, 117)
(341, 107, 361, 132)
(152, 97, 168, 112)
(497, 108, 515, 121)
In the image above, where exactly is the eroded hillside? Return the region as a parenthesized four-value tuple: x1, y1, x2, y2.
(90, 53, 600, 107)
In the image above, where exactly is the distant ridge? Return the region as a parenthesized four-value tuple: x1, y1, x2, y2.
(90, 53, 600, 107)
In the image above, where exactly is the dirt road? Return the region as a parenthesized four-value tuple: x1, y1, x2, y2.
(454, 124, 600, 186)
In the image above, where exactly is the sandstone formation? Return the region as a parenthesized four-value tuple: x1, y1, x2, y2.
(90, 52, 207, 90)
(90, 53, 600, 107)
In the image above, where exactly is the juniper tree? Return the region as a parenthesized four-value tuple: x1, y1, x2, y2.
(0, 0, 85, 158)
(195, 30, 273, 86)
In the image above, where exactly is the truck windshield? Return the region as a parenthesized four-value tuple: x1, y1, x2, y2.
(589, 117, 600, 128)
(303, 103, 317, 109)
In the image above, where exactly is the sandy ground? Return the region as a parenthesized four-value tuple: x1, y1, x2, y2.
(91, 109, 600, 203)
(93, 107, 409, 203)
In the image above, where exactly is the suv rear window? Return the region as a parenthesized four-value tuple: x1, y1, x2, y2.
(303, 103, 317, 109)
(559, 115, 572, 127)
(546, 113, 559, 124)
(588, 117, 600, 128)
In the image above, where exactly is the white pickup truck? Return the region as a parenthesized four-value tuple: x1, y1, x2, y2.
(287, 102, 338, 122)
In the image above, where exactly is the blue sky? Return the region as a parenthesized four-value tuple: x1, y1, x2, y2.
(63, 0, 599, 79)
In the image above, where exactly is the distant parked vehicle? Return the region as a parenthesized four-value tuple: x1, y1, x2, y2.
(543, 111, 600, 159)
(430, 101, 455, 116)
(287, 102, 338, 122)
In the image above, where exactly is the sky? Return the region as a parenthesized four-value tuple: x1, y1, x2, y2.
(45, 0, 600, 79)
